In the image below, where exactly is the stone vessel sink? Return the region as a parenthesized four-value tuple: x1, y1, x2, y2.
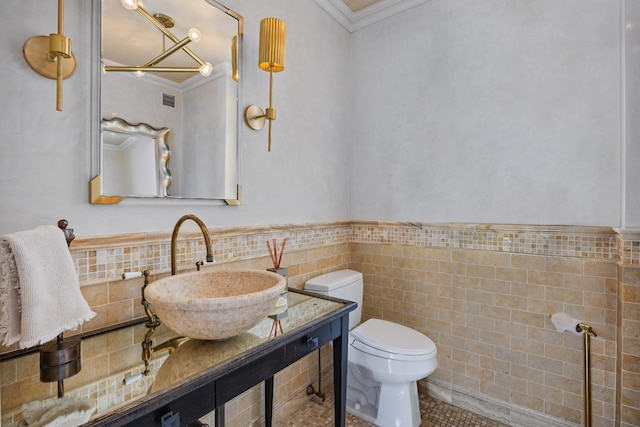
(145, 269, 286, 340)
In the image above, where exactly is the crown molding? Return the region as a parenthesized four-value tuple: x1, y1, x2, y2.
(314, 0, 431, 32)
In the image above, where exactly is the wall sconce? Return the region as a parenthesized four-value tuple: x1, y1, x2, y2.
(103, 0, 213, 77)
(244, 17, 286, 152)
(23, 0, 77, 111)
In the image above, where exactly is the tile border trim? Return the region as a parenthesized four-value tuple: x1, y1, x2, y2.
(69, 222, 640, 285)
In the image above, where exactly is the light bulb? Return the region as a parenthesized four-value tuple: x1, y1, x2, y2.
(134, 70, 145, 77)
(120, 0, 138, 10)
(199, 62, 213, 76)
(188, 28, 202, 43)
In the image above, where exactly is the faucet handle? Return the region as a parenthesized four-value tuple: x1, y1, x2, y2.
(196, 260, 216, 271)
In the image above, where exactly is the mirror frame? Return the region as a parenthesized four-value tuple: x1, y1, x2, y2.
(90, 0, 243, 205)
(101, 117, 172, 198)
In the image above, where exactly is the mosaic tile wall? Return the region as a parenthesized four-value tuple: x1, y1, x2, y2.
(70, 223, 352, 285)
(350, 222, 620, 260)
(66, 222, 637, 291)
(1, 222, 638, 427)
(619, 236, 640, 265)
(348, 224, 639, 427)
(0, 222, 351, 426)
(352, 242, 619, 427)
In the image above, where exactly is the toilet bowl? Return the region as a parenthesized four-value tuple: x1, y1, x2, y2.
(305, 270, 437, 427)
(348, 318, 437, 426)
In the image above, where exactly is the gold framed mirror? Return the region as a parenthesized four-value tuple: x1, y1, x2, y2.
(91, 0, 243, 204)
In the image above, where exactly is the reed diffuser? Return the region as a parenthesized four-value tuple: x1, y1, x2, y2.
(267, 238, 287, 270)
(266, 238, 289, 337)
(266, 238, 288, 288)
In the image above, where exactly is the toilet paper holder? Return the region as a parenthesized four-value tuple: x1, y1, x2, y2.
(550, 313, 597, 427)
(577, 323, 597, 337)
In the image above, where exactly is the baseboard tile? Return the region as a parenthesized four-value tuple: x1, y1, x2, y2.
(421, 378, 581, 427)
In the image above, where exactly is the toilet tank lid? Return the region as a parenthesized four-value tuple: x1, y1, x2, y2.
(351, 319, 436, 356)
(305, 269, 362, 292)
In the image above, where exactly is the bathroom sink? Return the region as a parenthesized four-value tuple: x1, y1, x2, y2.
(145, 269, 286, 340)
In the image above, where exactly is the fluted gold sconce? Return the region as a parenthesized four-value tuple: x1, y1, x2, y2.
(244, 17, 286, 152)
(104, 0, 213, 77)
(23, 0, 77, 111)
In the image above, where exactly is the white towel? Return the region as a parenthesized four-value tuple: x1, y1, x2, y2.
(0, 225, 95, 349)
(22, 395, 96, 426)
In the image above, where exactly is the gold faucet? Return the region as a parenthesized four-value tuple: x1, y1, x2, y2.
(152, 336, 189, 354)
(171, 214, 214, 275)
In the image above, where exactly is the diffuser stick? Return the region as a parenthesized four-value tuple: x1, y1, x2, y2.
(267, 240, 277, 267)
(277, 238, 287, 269)
(266, 238, 288, 269)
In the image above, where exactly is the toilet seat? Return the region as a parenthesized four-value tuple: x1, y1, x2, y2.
(350, 319, 436, 361)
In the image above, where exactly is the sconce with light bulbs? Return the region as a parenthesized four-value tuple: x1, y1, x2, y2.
(244, 17, 286, 152)
(103, 0, 213, 77)
(23, 0, 77, 111)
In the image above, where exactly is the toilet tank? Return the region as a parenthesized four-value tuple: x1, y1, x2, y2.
(305, 269, 362, 330)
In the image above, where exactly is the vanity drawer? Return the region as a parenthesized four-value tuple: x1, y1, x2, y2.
(285, 320, 339, 363)
(105, 381, 217, 427)
(215, 347, 286, 403)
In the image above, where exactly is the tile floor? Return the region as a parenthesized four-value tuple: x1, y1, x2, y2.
(279, 390, 510, 427)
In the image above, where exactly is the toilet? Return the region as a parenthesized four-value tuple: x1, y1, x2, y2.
(305, 269, 437, 427)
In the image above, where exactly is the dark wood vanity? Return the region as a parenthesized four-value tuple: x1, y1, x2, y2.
(83, 289, 355, 427)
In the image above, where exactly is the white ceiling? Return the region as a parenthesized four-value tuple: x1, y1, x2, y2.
(342, 0, 384, 12)
(314, 0, 431, 32)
